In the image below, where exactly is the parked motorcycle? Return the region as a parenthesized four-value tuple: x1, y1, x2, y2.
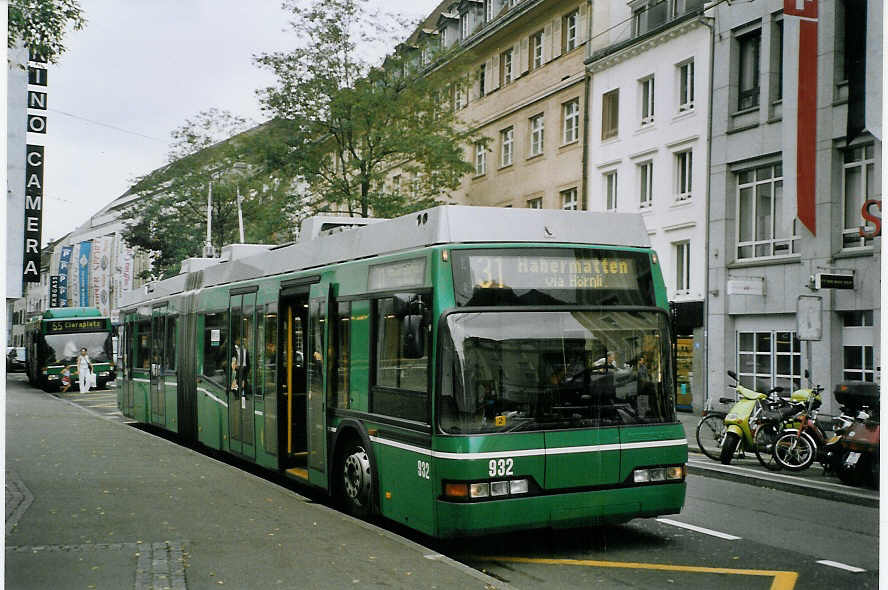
(771, 383, 827, 472)
(830, 381, 880, 488)
(697, 371, 783, 465)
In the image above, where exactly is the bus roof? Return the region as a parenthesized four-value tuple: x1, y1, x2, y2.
(121, 206, 651, 309)
(42, 307, 103, 319)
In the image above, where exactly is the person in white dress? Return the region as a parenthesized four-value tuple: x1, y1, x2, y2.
(77, 347, 93, 393)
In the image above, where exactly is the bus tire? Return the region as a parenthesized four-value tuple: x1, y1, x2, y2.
(337, 440, 374, 518)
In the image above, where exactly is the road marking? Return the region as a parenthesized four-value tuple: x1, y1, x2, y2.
(816, 560, 866, 573)
(656, 518, 742, 540)
(474, 556, 797, 590)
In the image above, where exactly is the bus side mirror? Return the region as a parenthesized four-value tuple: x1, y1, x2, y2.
(402, 314, 425, 359)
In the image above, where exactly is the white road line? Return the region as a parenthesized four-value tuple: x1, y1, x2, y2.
(816, 560, 866, 573)
(656, 518, 742, 540)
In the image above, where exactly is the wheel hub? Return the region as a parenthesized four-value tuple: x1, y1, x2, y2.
(343, 448, 371, 505)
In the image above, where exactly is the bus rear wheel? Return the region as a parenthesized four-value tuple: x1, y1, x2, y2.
(338, 442, 373, 518)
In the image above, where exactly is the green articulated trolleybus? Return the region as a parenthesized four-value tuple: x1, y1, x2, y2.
(118, 206, 687, 537)
(25, 307, 116, 391)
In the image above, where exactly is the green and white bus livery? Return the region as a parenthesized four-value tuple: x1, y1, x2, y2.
(117, 206, 687, 538)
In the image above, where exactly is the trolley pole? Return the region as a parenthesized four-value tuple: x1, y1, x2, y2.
(203, 181, 215, 258)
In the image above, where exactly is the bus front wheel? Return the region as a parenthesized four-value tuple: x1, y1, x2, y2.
(338, 442, 373, 518)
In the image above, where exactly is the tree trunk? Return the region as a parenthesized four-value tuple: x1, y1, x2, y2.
(361, 179, 369, 218)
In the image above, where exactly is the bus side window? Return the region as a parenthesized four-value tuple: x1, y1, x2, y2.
(331, 301, 351, 410)
(202, 312, 229, 384)
(371, 296, 430, 422)
(165, 316, 177, 371)
(136, 320, 151, 370)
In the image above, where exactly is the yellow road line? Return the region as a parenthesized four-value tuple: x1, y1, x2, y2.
(475, 556, 797, 590)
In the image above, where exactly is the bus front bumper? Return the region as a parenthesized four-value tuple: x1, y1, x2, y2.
(435, 481, 685, 538)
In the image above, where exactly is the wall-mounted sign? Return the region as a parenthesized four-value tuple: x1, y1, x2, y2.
(797, 295, 822, 341)
(726, 277, 765, 296)
(27, 114, 46, 133)
(49, 275, 60, 307)
(815, 273, 854, 290)
(859, 199, 882, 239)
(22, 144, 44, 282)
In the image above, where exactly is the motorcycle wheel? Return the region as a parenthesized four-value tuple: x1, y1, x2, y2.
(836, 451, 871, 487)
(720, 432, 741, 465)
(753, 423, 783, 471)
(773, 432, 816, 471)
(695, 413, 727, 461)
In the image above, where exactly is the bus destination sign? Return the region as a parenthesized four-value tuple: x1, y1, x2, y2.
(46, 319, 107, 333)
(466, 254, 639, 291)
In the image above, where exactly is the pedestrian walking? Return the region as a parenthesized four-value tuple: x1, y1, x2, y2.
(77, 347, 93, 393)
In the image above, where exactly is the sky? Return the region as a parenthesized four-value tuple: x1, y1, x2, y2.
(39, 0, 439, 245)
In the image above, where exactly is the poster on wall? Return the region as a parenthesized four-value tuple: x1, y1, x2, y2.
(58, 245, 72, 306)
(78, 240, 91, 306)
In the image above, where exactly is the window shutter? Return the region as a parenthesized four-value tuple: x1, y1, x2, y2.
(543, 22, 553, 63)
(552, 16, 563, 58)
(519, 38, 529, 74)
(489, 54, 500, 91)
(470, 72, 480, 101)
(577, 2, 588, 44)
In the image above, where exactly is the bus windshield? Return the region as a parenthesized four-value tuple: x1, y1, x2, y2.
(438, 310, 675, 434)
(43, 332, 112, 365)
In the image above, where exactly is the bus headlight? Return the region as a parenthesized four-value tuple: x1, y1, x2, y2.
(469, 483, 489, 498)
(98, 372, 109, 377)
(445, 478, 531, 501)
(47, 374, 59, 380)
(633, 465, 685, 484)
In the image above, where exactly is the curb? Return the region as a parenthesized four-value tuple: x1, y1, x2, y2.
(686, 452, 879, 508)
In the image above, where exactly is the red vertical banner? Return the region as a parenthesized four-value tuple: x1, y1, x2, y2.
(784, 0, 818, 235)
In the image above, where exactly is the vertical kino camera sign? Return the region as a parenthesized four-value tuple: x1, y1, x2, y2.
(23, 49, 46, 283)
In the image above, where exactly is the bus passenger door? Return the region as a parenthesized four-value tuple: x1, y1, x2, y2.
(150, 307, 166, 426)
(280, 291, 309, 476)
(228, 291, 257, 459)
(306, 282, 330, 488)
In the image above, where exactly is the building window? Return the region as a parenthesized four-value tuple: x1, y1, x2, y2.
(772, 19, 783, 101)
(675, 150, 692, 201)
(478, 64, 486, 98)
(527, 197, 543, 209)
(485, 0, 494, 22)
(461, 12, 470, 39)
(678, 60, 694, 111)
(601, 89, 619, 140)
(640, 76, 655, 125)
(501, 49, 513, 85)
(737, 331, 801, 392)
(564, 10, 578, 52)
(736, 164, 796, 259)
(500, 127, 513, 167)
(737, 29, 761, 110)
(530, 30, 544, 70)
(562, 99, 579, 144)
(605, 171, 618, 210)
(638, 160, 653, 208)
(674, 240, 690, 293)
(842, 144, 876, 249)
(529, 114, 544, 157)
(453, 83, 466, 110)
(474, 142, 486, 175)
(842, 311, 875, 382)
(392, 174, 402, 194)
(561, 187, 578, 210)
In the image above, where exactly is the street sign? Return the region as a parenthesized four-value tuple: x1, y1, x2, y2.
(797, 295, 822, 341)
(815, 273, 854, 290)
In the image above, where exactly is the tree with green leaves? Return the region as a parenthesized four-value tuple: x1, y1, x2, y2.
(253, 0, 481, 218)
(122, 109, 301, 279)
(8, 0, 86, 63)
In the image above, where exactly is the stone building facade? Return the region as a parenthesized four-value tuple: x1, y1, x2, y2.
(706, 0, 882, 413)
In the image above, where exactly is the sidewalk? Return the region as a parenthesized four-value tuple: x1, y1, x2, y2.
(676, 411, 879, 508)
(4, 376, 509, 590)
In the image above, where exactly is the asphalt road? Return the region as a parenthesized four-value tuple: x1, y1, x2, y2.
(7, 374, 880, 589)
